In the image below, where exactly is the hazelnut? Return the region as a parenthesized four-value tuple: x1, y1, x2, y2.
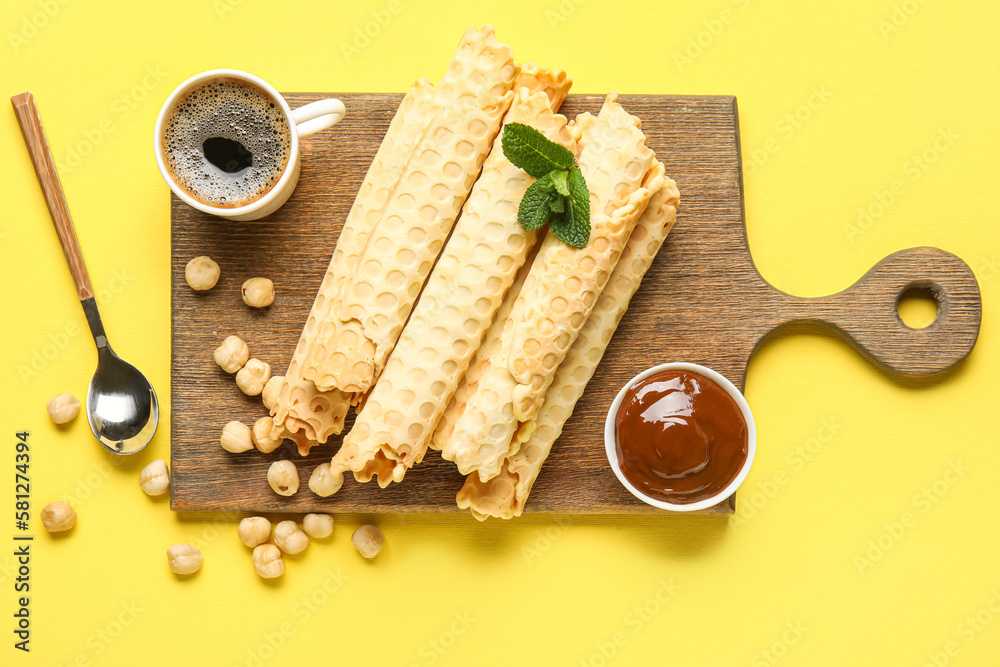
(139, 459, 170, 496)
(252, 544, 285, 579)
(238, 517, 271, 548)
(220, 421, 253, 453)
(166, 543, 203, 575)
(272, 520, 309, 554)
(214, 335, 249, 374)
(185, 256, 220, 291)
(46, 392, 80, 424)
(302, 513, 334, 539)
(261, 375, 283, 411)
(236, 358, 271, 396)
(40, 501, 76, 533)
(241, 277, 274, 308)
(308, 462, 343, 497)
(267, 460, 299, 496)
(351, 524, 384, 559)
(252, 417, 283, 454)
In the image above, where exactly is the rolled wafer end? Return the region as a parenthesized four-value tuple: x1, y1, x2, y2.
(304, 319, 376, 395)
(351, 449, 408, 488)
(456, 467, 522, 520)
(271, 420, 320, 457)
(272, 351, 352, 445)
(329, 431, 411, 490)
(274, 383, 351, 445)
(440, 364, 522, 482)
(436, 25, 519, 112)
(514, 63, 572, 110)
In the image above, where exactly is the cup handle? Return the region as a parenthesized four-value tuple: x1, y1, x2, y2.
(290, 98, 345, 138)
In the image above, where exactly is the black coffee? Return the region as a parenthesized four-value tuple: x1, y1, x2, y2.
(161, 77, 291, 208)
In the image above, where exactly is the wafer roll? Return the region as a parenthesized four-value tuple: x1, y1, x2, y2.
(302, 26, 519, 396)
(329, 84, 576, 487)
(270, 78, 436, 449)
(513, 64, 571, 111)
(430, 240, 539, 451)
(458, 163, 679, 519)
(442, 94, 663, 482)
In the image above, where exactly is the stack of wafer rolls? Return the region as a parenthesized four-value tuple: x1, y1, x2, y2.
(300, 26, 518, 398)
(327, 79, 575, 488)
(269, 79, 436, 451)
(437, 93, 665, 482)
(270, 25, 515, 453)
(261, 25, 683, 517)
(457, 163, 680, 519)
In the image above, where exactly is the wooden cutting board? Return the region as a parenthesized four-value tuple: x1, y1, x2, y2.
(169, 93, 982, 515)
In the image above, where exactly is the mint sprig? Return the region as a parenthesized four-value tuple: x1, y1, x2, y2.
(501, 123, 575, 177)
(502, 123, 591, 249)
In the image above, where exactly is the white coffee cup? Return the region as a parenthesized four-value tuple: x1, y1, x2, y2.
(154, 68, 345, 221)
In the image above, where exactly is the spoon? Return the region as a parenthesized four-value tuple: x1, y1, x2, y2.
(12, 91, 158, 455)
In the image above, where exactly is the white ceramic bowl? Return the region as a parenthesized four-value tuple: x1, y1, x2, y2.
(603, 362, 756, 512)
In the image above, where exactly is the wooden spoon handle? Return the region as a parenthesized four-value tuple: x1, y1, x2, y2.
(11, 91, 94, 301)
(771, 246, 981, 378)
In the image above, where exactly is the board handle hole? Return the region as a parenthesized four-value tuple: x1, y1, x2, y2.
(897, 285, 940, 329)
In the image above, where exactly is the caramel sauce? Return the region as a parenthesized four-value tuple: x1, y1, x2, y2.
(614, 369, 748, 505)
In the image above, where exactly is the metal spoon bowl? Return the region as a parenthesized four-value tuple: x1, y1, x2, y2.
(84, 301, 158, 454)
(13, 92, 159, 455)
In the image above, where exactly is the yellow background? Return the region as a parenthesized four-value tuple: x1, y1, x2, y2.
(2, 0, 998, 665)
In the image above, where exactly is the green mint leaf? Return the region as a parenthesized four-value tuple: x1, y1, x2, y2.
(518, 175, 555, 232)
(550, 169, 570, 197)
(502, 123, 575, 178)
(547, 191, 565, 213)
(550, 168, 591, 249)
(549, 208, 589, 249)
(567, 166, 590, 228)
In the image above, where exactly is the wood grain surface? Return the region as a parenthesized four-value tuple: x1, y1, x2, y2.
(170, 93, 981, 515)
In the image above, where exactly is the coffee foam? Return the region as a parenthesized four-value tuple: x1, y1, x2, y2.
(162, 77, 291, 208)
